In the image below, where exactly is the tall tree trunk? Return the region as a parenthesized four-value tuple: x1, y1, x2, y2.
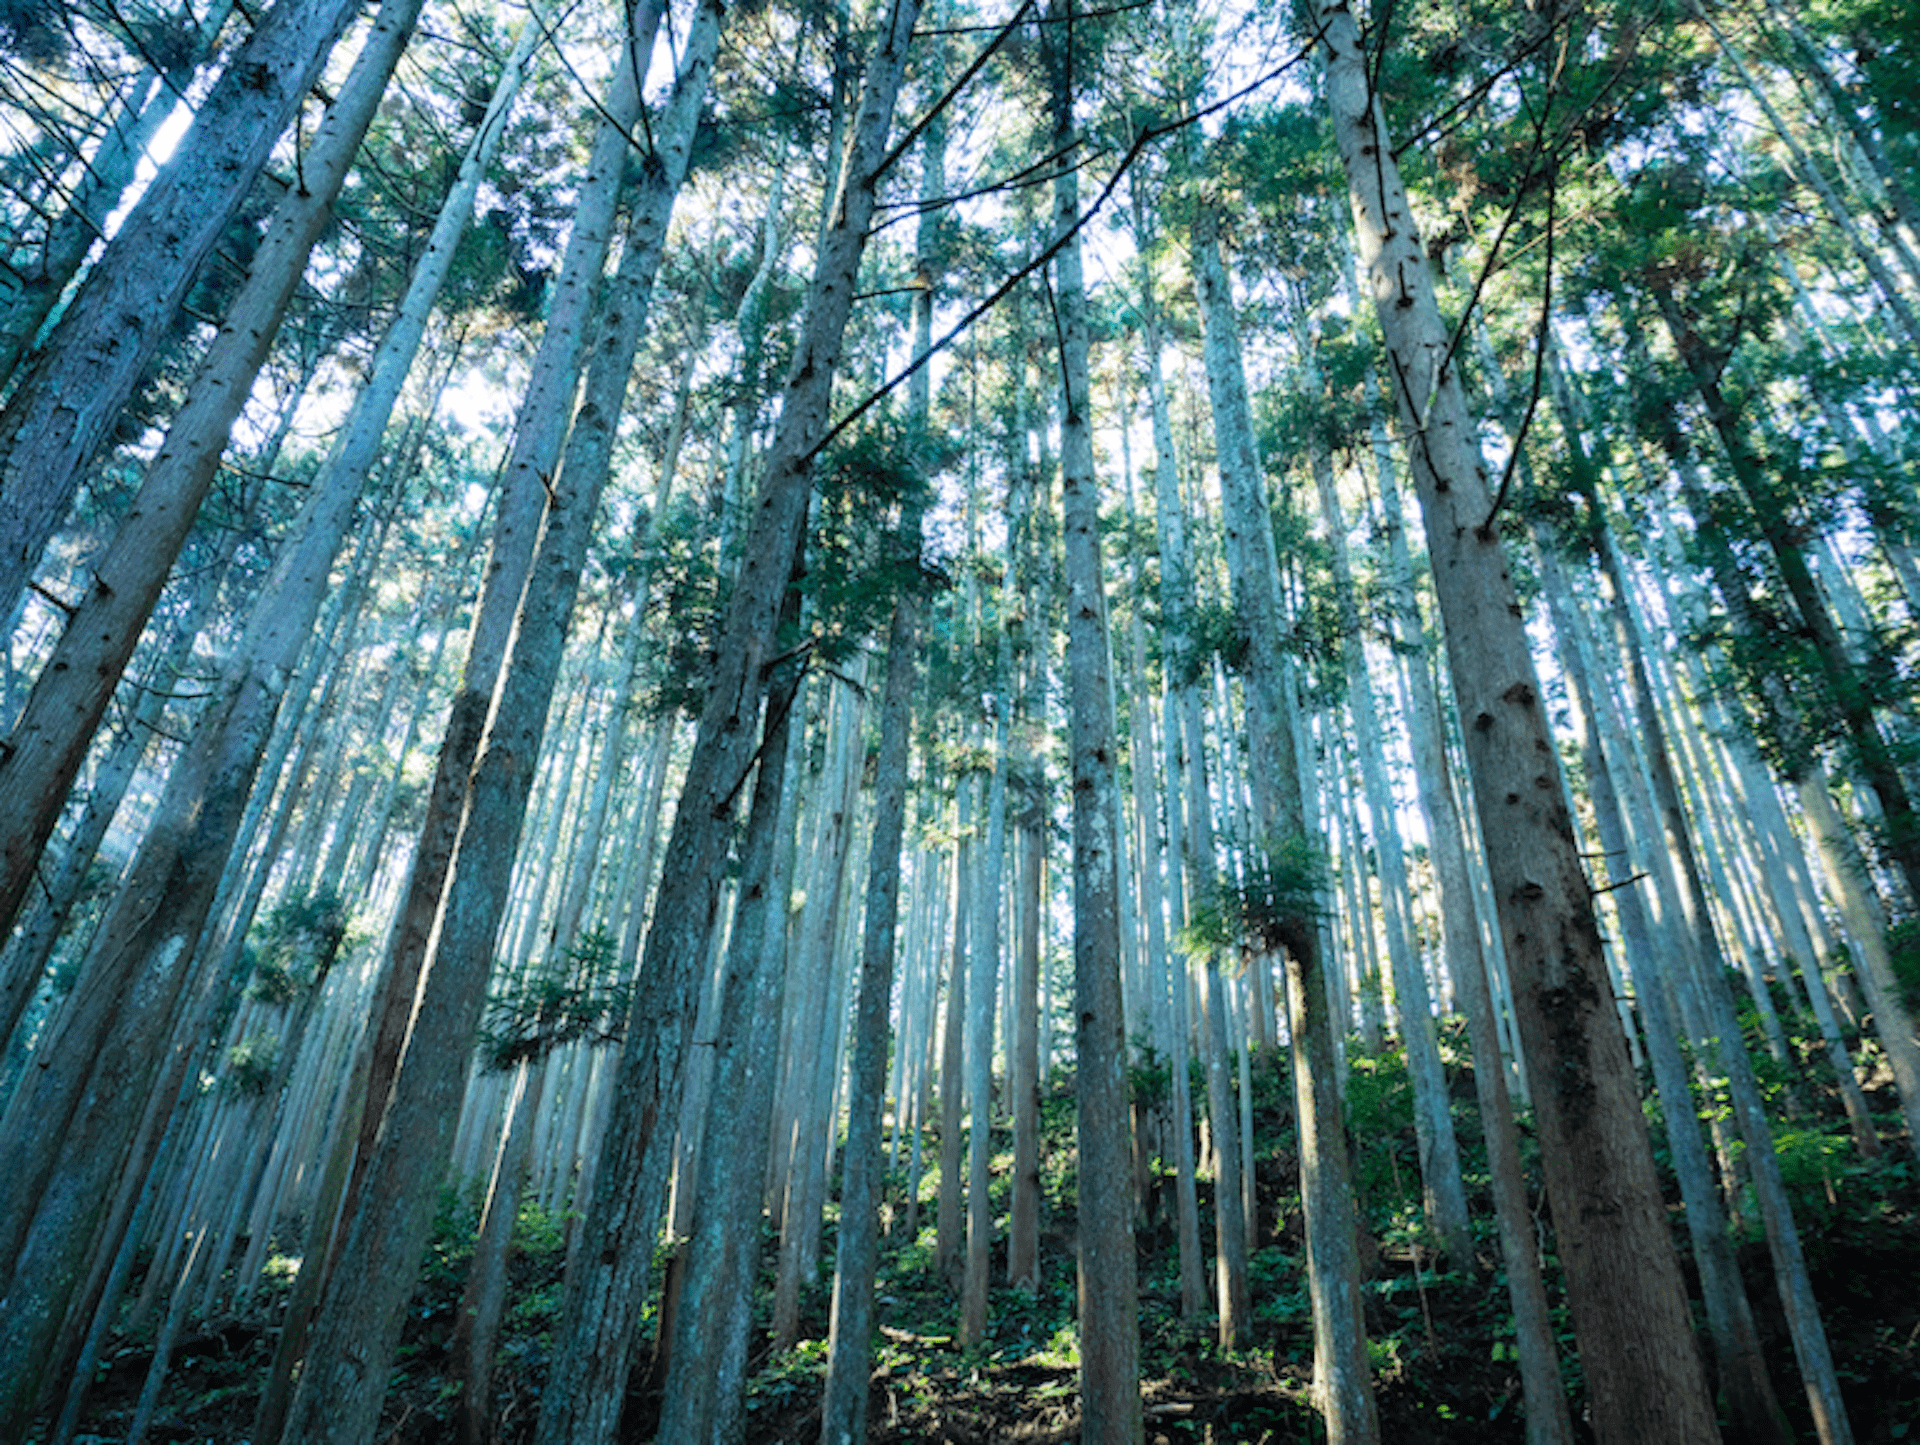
(1374, 448, 1570, 1442)
(655, 586, 807, 1445)
(0, 422, 402, 1433)
(1688, 0, 1920, 346)
(0, 0, 365, 616)
(1655, 291, 1920, 909)
(937, 785, 973, 1282)
(1307, 377, 1471, 1261)
(771, 685, 865, 1348)
(532, 0, 923, 1431)
(1184, 122, 1372, 1433)
(1318, 8, 1722, 1441)
(0, 0, 423, 954)
(279, 10, 720, 1437)
(0, 1, 239, 391)
(819, 575, 924, 1445)
(819, 91, 944, 1424)
(1537, 527, 1795, 1445)
(1043, 14, 1141, 1439)
(1130, 185, 1207, 1316)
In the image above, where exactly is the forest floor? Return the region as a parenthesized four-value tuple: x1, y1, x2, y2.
(64, 1039, 1920, 1444)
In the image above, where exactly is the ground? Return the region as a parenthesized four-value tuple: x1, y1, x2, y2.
(56, 1040, 1920, 1443)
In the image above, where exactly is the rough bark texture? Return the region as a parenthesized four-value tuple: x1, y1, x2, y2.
(532, 1, 922, 1434)
(1320, 8, 1721, 1441)
(654, 625, 804, 1445)
(1044, 14, 1142, 1439)
(1537, 531, 1792, 1445)
(0, 0, 364, 615)
(0, 0, 424, 944)
(280, 11, 717, 1437)
(820, 585, 921, 1445)
(1362, 374, 1575, 1442)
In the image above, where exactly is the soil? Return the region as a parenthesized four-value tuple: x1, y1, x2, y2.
(51, 1056, 1920, 1444)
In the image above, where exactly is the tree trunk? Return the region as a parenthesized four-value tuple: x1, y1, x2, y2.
(1307, 383, 1471, 1261)
(1538, 527, 1795, 1445)
(820, 582, 923, 1445)
(532, 0, 923, 1431)
(1130, 193, 1208, 1317)
(655, 596, 806, 1445)
(279, 10, 720, 1436)
(1655, 291, 1920, 909)
(1319, 7, 1722, 1440)
(0, 0, 422, 949)
(937, 788, 973, 1283)
(1043, 16, 1141, 1439)
(0, 0, 365, 615)
(0, 1, 238, 392)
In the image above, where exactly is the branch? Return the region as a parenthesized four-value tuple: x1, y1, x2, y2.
(1590, 871, 1648, 897)
(1481, 159, 1555, 534)
(814, 41, 1323, 455)
(871, 0, 1039, 186)
(913, 0, 1146, 33)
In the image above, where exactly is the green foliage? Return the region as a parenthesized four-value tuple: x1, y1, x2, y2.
(1766, 1125, 1860, 1232)
(799, 412, 940, 668)
(1345, 1047, 1421, 1220)
(222, 1031, 280, 1097)
(247, 888, 349, 1006)
(633, 492, 727, 718)
(478, 929, 629, 1071)
(1887, 921, 1920, 1013)
(1177, 838, 1329, 963)
(1804, 0, 1920, 163)
(1128, 1039, 1171, 1113)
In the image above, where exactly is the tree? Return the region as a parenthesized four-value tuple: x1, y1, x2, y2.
(1043, 5, 1142, 1437)
(0, 0, 364, 616)
(531, 0, 926, 1432)
(1317, 4, 1723, 1440)
(0, 0, 427, 949)
(277, 3, 721, 1435)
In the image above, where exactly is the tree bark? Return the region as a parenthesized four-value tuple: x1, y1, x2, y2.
(0, 0, 365, 615)
(1043, 14, 1141, 1438)
(1319, 7, 1721, 1440)
(655, 594, 806, 1445)
(0, 0, 426, 945)
(279, 9, 720, 1436)
(820, 582, 923, 1445)
(531, 0, 923, 1431)
(1307, 381, 1471, 1261)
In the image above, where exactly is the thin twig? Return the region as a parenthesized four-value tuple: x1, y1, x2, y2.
(1590, 871, 1649, 897)
(1480, 157, 1556, 534)
(872, 0, 1039, 185)
(814, 39, 1323, 455)
(913, 0, 1145, 36)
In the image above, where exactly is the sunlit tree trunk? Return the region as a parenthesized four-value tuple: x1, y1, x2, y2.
(1127, 175, 1210, 1326)
(0, 0, 364, 618)
(819, 539, 925, 1444)
(281, 11, 720, 1435)
(1306, 368, 1471, 1261)
(0, 0, 422, 953)
(656, 622, 806, 1444)
(1043, 12, 1140, 1438)
(0, 1, 241, 391)
(1319, 7, 1721, 1440)
(533, 0, 923, 1429)
(1536, 527, 1795, 1445)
